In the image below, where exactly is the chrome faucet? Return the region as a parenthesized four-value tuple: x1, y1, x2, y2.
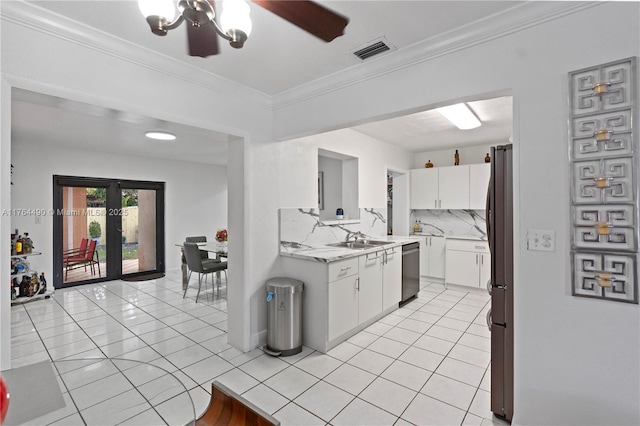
(345, 231, 365, 243)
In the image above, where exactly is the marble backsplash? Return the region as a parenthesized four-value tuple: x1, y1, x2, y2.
(280, 208, 387, 252)
(411, 209, 487, 239)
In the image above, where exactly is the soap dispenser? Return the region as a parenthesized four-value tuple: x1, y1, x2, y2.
(336, 208, 344, 220)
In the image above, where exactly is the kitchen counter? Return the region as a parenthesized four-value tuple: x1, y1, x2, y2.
(280, 235, 420, 263)
(412, 232, 486, 241)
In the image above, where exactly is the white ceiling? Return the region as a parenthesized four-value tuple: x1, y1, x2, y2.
(352, 96, 513, 152)
(12, 88, 231, 165)
(30, 1, 524, 96)
(10, 1, 528, 162)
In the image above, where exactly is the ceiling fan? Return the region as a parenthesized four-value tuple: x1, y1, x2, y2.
(138, 0, 349, 57)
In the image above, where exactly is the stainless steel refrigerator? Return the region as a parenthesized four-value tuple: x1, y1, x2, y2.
(487, 144, 514, 422)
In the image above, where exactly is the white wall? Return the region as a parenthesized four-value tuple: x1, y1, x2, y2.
(270, 3, 639, 425)
(10, 139, 228, 278)
(318, 156, 342, 219)
(413, 142, 500, 169)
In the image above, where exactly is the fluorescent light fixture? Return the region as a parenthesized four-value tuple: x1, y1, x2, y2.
(145, 131, 176, 141)
(437, 103, 481, 130)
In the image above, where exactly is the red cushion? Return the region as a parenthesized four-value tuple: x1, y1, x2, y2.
(0, 376, 9, 424)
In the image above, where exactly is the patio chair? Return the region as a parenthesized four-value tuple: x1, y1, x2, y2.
(63, 237, 88, 263)
(183, 242, 227, 303)
(64, 239, 101, 280)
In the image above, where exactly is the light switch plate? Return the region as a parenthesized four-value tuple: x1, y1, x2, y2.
(527, 229, 555, 252)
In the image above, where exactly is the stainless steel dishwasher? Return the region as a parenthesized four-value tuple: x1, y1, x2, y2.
(401, 242, 420, 304)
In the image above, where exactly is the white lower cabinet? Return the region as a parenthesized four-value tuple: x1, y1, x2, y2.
(358, 251, 383, 323)
(382, 247, 402, 310)
(445, 239, 490, 288)
(419, 235, 445, 279)
(328, 275, 359, 341)
(281, 244, 404, 353)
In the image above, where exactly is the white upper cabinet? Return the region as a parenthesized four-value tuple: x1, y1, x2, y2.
(411, 165, 469, 210)
(410, 163, 490, 210)
(438, 166, 470, 209)
(410, 168, 439, 209)
(469, 163, 491, 210)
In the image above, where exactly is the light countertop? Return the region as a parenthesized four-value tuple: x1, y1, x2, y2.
(280, 235, 420, 263)
(412, 233, 486, 241)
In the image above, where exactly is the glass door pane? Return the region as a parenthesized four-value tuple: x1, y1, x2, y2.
(61, 186, 107, 284)
(121, 188, 157, 275)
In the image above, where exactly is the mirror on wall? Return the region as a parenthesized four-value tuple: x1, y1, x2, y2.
(318, 149, 359, 222)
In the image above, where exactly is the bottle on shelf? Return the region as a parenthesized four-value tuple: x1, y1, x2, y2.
(19, 276, 30, 297)
(39, 272, 47, 295)
(30, 273, 39, 296)
(11, 278, 18, 300)
(23, 233, 33, 254)
(15, 235, 23, 254)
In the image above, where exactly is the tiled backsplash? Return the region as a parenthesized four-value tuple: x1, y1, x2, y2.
(280, 208, 387, 252)
(411, 210, 487, 239)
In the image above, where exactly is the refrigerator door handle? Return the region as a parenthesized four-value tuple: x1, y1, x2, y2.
(486, 175, 492, 252)
(486, 309, 492, 332)
(486, 279, 492, 295)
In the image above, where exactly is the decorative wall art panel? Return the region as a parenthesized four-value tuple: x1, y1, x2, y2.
(572, 157, 634, 204)
(572, 252, 636, 302)
(569, 57, 638, 303)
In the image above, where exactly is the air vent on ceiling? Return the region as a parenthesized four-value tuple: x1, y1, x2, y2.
(352, 37, 395, 60)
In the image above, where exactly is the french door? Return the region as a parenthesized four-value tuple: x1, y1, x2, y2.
(53, 176, 165, 288)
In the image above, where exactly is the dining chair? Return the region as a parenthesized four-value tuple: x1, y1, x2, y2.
(183, 242, 228, 302)
(185, 236, 212, 259)
(183, 236, 221, 283)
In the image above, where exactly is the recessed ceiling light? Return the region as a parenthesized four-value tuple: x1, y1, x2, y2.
(436, 103, 481, 130)
(145, 131, 176, 140)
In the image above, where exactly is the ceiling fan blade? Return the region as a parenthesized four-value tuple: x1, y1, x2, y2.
(186, 0, 220, 57)
(252, 0, 348, 42)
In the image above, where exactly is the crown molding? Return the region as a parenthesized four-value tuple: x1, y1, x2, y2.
(270, 1, 603, 110)
(0, 0, 273, 111)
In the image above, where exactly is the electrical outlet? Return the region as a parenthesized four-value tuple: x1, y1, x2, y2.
(527, 229, 555, 252)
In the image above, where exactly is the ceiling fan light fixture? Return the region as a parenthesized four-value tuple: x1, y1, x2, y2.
(138, 0, 176, 21)
(221, 0, 253, 38)
(436, 103, 481, 130)
(145, 131, 176, 141)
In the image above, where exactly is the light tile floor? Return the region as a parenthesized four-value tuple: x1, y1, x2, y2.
(9, 271, 509, 426)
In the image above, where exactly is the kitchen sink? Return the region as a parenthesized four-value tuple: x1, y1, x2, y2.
(326, 240, 394, 250)
(361, 240, 394, 246)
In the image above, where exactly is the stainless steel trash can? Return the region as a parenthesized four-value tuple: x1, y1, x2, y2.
(264, 278, 303, 357)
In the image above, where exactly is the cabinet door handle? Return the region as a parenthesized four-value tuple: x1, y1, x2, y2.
(438, 199, 442, 208)
(340, 266, 352, 272)
(476, 254, 478, 264)
(481, 254, 484, 265)
(356, 277, 360, 291)
(475, 245, 484, 250)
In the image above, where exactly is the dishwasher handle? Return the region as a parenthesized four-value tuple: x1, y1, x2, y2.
(402, 248, 420, 256)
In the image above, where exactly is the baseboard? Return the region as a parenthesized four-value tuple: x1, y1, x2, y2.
(421, 276, 445, 284)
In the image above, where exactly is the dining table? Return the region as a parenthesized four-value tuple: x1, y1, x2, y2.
(176, 242, 228, 290)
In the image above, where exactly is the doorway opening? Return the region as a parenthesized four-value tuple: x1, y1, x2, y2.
(52, 176, 165, 288)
